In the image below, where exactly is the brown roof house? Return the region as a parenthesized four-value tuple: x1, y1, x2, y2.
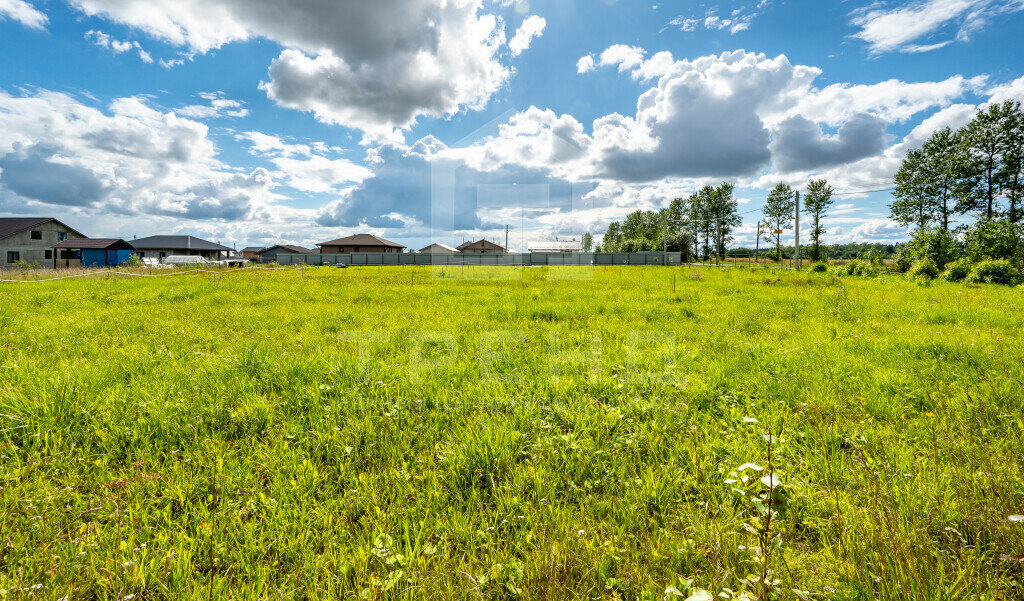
(457, 239, 506, 254)
(53, 238, 136, 268)
(317, 234, 405, 254)
(240, 246, 264, 260)
(0, 217, 87, 269)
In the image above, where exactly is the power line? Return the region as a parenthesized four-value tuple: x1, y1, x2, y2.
(832, 186, 895, 196)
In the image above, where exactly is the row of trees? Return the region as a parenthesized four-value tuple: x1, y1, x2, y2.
(601, 178, 838, 262)
(599, 183, 741, 259)
(888, 101, 1024, 283)
(892, 100, 1024, 229)
(758, 179, 836, 261)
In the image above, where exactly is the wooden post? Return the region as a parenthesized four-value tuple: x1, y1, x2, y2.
(663, 211, 667, 268)
(795, 190, 801, 271)
(716, 216, 722, 268)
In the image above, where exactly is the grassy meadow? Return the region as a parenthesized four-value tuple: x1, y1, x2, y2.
(0, 265, 1022, 600)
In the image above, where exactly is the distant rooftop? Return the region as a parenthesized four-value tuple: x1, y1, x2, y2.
(419, 242, 459, 253)
(131, 235, 232, 252)
(317, 233, 405, 248)
(457, 239, 506, 251)
(259, 244, 315, 254)
(53, 238, 135, 250)
(0, 217, 81, 239)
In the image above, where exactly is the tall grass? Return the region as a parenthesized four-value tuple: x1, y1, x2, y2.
(0, 266, 1021, 599)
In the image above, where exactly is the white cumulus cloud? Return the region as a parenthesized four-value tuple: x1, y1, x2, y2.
(237, 131, 371, 194)
(509, 14, 545, 56)
(599, 45, 647, 72)
(576, 55, 595, 73)
(0, 89, 278, 222)
(0, 0, 47, 29)
(63, 0, 528, 138)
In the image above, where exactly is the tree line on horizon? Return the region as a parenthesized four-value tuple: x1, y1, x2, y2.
(598, 179, 836, 262)
(599, 100, 1024, 277)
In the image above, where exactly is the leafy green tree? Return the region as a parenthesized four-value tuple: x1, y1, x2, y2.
(708, 183, 741, 259)
(898, 227, 962, 270)
(891, 126, 978, 230)
(963, 219, 1024, 266)
(666, 196, 701, 258)
(665, 197, 687, 232)
(923, 127, 972, 230)
(762, 183, 795, 261)
(603, 222, 622, 251)
(963, 101, 1019, 219)
(892, 148, 934, 230)
(803, 178, 834, 261)
(603, 211, 666, 252)
(581, 232, 593, 252)
(686, 186, 716, 259)
(1000, 103, 1024, 223)
(619, 210, 660, 242)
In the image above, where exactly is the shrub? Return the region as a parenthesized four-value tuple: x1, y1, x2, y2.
(941, 258, 972, 282)
(907, 258, 939, 281)
(893, 245, 914, 273)
(809, 262, 827, 273)
(963, 219, 1024, 266)
(124, 253, 143, 267)
(843, 259, 878, 276)
(665, 231, 692, 255)
(965, 259, 1022, 286)
(866, 248, 884, 267)
(901, 227, 961, 270)
(618, 238, 658, 253)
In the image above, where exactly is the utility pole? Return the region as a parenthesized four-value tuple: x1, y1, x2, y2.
(755, 221, 761, 263)
(794, 191, 801, 270)
(504, 225, 509, 252)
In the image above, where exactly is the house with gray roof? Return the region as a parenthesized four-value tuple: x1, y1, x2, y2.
(130, 235, 233, 262)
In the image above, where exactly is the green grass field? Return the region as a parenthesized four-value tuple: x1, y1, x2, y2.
(1, 266, 1022, 600)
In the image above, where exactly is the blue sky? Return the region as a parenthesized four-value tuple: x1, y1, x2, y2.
(1, 0, 1022, 251)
